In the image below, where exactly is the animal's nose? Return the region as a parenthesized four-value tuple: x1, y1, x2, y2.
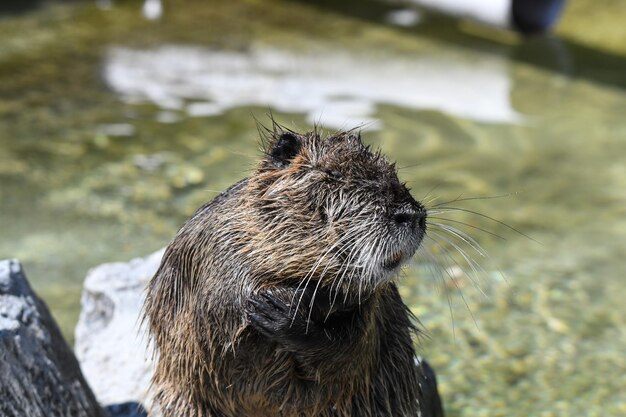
(392, 204, 427, 230)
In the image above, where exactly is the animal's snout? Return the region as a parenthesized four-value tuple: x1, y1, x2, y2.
(392, 203, 426, 231)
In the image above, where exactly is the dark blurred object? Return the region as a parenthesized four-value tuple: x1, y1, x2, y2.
(0, 0, 43, 15)
(0, 0, 88, 16)
(104, 402, 148, 417)
(417, 358, 445, 417)
(512, 0, 566, 34)
(400, 0, 566, 34)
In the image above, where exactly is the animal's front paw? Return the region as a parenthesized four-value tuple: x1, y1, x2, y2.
(245, 289, 321, 346)
(246, 290, 292, 339)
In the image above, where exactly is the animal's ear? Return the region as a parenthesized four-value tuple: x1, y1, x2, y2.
(270, 132, 301, 167)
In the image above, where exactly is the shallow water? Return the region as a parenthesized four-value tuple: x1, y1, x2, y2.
(1, 0, 625, 415)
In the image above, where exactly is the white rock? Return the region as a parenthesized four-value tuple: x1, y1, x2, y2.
(75, 249, 165, 408)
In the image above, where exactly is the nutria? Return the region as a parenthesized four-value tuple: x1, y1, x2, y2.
(143, 125, 444, 417)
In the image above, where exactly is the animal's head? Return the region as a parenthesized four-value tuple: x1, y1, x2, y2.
(245, 127, 426, 297)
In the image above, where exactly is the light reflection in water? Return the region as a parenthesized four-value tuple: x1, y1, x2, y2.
(105, 45, 522, 129)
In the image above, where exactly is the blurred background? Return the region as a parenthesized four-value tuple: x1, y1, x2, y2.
(1, 0, 625, 415)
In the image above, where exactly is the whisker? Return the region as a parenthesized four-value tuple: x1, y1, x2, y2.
(425, 235, 479, 328)
(397, 162, 423, 170)
(431, 223, 488, 258)
(418, 246, 456, 341)
(421, 182, 443, 201)
(430, 192, 521, 207)
(291, 228, 361, 320)
(434, 206, 539, 244)
(428, 217, 507, 241)
(306, 277, 324, 334)
(429, 231, 488, 299)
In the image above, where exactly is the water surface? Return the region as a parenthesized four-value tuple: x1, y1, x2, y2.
(1, 0, 625, 415)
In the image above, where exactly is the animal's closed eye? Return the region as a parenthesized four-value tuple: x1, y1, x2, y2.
(326, 170, 342, 180)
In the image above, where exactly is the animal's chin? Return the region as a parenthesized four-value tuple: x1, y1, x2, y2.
(382, 252, 405, 270)
(381, 240, 422, 272)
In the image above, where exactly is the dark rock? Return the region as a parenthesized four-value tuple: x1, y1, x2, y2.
(104, 402, 148, 417)
(0, 259, 105, 417)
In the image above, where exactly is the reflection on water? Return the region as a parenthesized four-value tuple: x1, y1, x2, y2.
(1, 0, 626, 415)
(105, 45, 521, 128)
(301, 0, 626, 90)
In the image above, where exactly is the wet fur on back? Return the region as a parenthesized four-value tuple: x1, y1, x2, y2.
(143, 126, 443, 417)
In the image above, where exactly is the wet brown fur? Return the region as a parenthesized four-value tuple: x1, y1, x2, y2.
(143, 125, 439, 417)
